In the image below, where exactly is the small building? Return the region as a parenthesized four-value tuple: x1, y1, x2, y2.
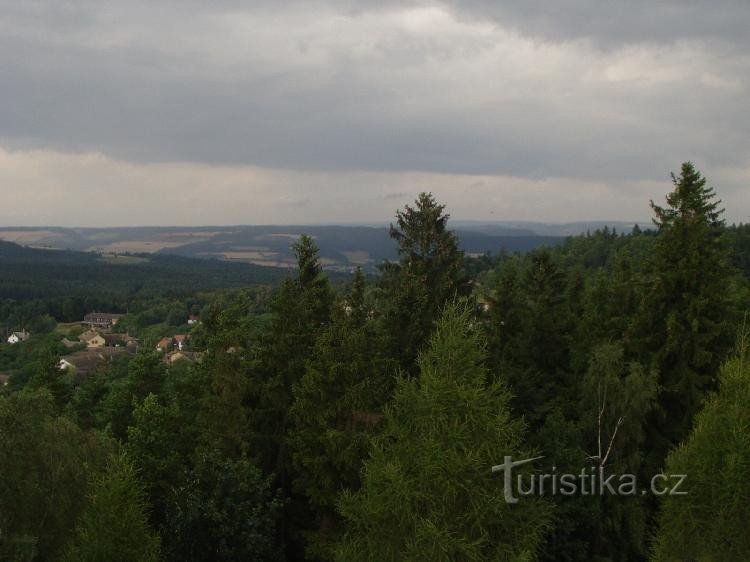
(103, 333, 136, 348)
(156, 337, 174, 353)
(82, 312, 123, 330)
(59, 346, 135, 381)
(174, 334, 189, 351)
(7, 331, 30, 345)
(187, 315, 200, 326)
(0, 372, 10, 387)
(79, 330, 106, 348)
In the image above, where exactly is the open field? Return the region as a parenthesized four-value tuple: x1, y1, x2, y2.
(98, 253, 150, 265)
(89, 240, 194, 253)
(0, 225, 568, 271)
(0, 230, 62, 246)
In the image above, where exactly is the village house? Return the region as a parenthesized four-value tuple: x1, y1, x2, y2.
(187, 315, 200, 326)
(156, 337, 174, 353)
(82, 312, 123, 330)
(103, 333, 137, 349)
(59, 346, 136, 381)
(79, 330, 106, 348)
(156, 335, 189, 352)
(7, 330, 30, 345)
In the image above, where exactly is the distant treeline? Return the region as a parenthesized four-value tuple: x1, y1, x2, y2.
(0, 241, 286, 309)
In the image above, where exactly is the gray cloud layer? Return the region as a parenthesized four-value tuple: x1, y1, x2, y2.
(0, 1, 748, 224)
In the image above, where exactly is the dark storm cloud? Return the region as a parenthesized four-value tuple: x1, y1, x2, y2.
(0, 0, 748, 189)
(445, 0, 750, 47)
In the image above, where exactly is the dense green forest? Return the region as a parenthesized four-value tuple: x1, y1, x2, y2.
(1, 163, 749, 561)
(0, 240, 289, 302)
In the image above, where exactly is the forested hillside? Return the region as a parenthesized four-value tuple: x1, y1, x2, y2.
(0, 241, 288, 325)
(0, 241, 288, 299)
(1, 163, 749, 561)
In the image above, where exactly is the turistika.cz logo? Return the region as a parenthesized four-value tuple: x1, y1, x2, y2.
(491, 456, 687, 504)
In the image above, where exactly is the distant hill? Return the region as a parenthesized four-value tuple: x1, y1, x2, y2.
(0, 225, 565, 272)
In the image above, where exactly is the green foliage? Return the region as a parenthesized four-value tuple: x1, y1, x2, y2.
(95, 351, 168, 440)
(164, 450, 284, 561)
(651, 335, 750, 561)
(26, 344, 73, 410)
(62, 452, 161, 562)
(197, 348, 251, 456)
(0, 333, 69, 386)
(176, 291, 263, 457)
(0, 240, 286, 305)
(638, 162, 737, 459)
(253, 235, 333, 474)
(288, 269, 396, 556)
(581, 344, 658, 472)
(379, 192, 470, 370)
(0, 389, 109, 560)
(126, 393, 193, 531)
(726, 222, 750, 278)
(68, 365, 112, 430)
(335, 303, 550, 561)
(485, 250, 575, 427)
(579, 344, 658, 560)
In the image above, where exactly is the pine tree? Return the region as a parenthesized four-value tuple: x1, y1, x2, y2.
(486, 249, 573, 428)
(335, 302, 550, 561)
(379, 193, 470, 371)
(288, 269, 395, 557)
(63, 452, 161, 562)
(639, 162, 735, 458)
(251, 235, 334, 557)
(253, 234, 333, 474)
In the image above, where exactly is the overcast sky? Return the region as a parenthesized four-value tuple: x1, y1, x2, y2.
(1, 0, 748, 226)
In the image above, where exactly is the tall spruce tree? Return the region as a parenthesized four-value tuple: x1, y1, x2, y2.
(254, 234, 333, 473)
(379, 193, 470, 371)
(288, 269, 395, 558)
(486, 249, 573, 428)
(639, 162, 735, 459)
(335, 302, 550, 561)
(252, 234, 333, 558)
